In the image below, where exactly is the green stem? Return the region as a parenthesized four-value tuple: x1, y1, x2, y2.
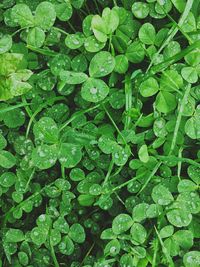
(59, 103, 102, 132)
(103, 159, 114, 186)
(26, 96, 65, 138)
(11, 27, 27, 37)
(0, 102, 31, 114)
(111, 171, 147, 193)
(177, 147, 183, 180)
(67, 21, 77, 33)
(94, 0, 100, 14)
(113, 0, 117, 6)
(168, 84, 191, 155)
(152, 238, 159, 267)
(53, 26, 69, 36)
(61, 165, 65, 179)
(147, 40, 200, 76)
(21, 96, 33, 118)
(24, 168, 35, 192)
(50, 233, 60, 267)
(124, 74, 132, 130)
(156, 155, 200, 168)
(27, 45, 57, 56)
(154, 226, 174, 267)
(137, 162, 162, 195)
(102, 104, 127, 147)
(146, 0, 194, 72)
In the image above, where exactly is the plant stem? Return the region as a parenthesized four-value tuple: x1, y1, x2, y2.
(137, 162, 162, 195)
(113, 0, 117, 6)
(177, 147, 183, 180)
(24, 168, 35, 192)
(154, 226, 174, 267)
(22, 96, 33, 118)
(59, 103, 102, 132)
(156, 155, 200, 168)
(53, 26, 69, 36)
(0, 102, 31, 114)
(50, 234, 60, 267)
(146, 0, 194, 72)
(168, 84, 191, 155)
(102, 104, 127, 146)
(111, 171, 147, 192)
(26, 96, 65, 137)
(61, 165, 65, 179)
(124, 74, 132, 130)
(103, 159, 114, 186)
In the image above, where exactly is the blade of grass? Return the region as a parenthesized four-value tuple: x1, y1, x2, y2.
(124, 74, 132, 130)
(154, 226, 174, 267)
(137, 162, 162, 195)
(168, 84, 191, 155)
(146, 0, 194, 72)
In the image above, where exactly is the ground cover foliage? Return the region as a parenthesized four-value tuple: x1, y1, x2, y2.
(0, 0, 200, 266)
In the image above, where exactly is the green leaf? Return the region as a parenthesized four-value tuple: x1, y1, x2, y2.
(139, 23, 156, 45)
(139, 77, 159, 97)
(18, 251, 29, 266)
(31, 227, 48, 246)
(185, 107, 200, 139)
(53, 217, 69, 234)
(81, 78, 109, 102)
(0, 53, 23, 76)
(5, 229, 24, 243)
(138, 144, 149, 163)
(58, 143, 82, 168)
(0, 172, 16, 187)
(155, 91, 177, 113)
(33, 117, 59, 144)
(171, 0, 186, 13)
(181, 66, 198, 83)
(184, 49, 200, 66)
(59, 236, 74, 255)
(65, 33, 85, 49)
(167, 202, 192, 227)
(160, 225, 174, 238)
(132, 2, 149, 19)
(152, 184, 174, 206)
(89, 51, 115, 78)
(178, 179, 197, 192)
(27, 27, 45, 48)
(112, 214, 133, 235)
(60, 70, 88, 85)
(114, 55, 129, 74)
(36, 214, 51, 230)
(126, 41, 145, 63)
(31, 144, 58, 170)
(0, 151, 16, 169)
(102, 7, 119, 34)
(104, 239, 120, 256)
(11, 4, 34, 28)
(34, 1, 56, 30)
(0, 34, 12, 54)
(69, 223, 85, 243)
(173, 230, 193, 249)
(84, 36, 106, 52)
(132, 203, 149, 222)
(131, 223, 147, 245)
(50, 229, 61, 246)
(55, 1, 73, 21)
(183, 251, 200, 267)
(112, 145, 130, 166)
(0, 133, 7, 150)
(160, 70, 183, 92)
(91, 15, 107, 42)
